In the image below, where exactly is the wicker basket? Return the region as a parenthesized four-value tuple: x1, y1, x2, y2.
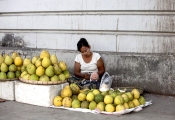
(113, 86, 144, 94)
(0, 78, 19, 82)
(19, 77, 67, 85)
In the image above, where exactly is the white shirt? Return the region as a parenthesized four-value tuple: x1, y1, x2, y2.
(75, 52, 101, 74)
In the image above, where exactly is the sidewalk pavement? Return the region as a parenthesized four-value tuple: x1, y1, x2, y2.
(0, 94, 174, 120)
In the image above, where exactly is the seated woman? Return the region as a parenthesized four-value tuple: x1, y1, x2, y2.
(74, 38, 105, 89)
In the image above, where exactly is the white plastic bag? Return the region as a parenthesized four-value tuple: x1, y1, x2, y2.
(99, 72, 114, 92)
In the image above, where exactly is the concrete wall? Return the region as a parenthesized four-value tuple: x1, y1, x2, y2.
(0, 0, 175, 95)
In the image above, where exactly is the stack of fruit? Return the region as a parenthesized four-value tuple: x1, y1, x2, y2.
(20, 50, 70, 83)
(0, 52, 23, 80)
(53, 84, 146, 113)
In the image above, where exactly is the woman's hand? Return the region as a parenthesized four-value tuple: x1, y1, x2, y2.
(83, 74, 90, 80)
(90, 72, 99, 81)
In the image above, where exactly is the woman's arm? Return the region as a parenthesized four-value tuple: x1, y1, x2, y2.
(97, 57, 105, 79)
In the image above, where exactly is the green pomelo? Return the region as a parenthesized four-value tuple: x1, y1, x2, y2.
(21, 71, 28, 78)
(89, 101, 97, 110)
(32, 56, 39, 64)
(27, 63, 36, 75)
(15, 70, 21, 78)
(81, 100, 89, 109)
(72, 99, 81, 108)
(94, 93, 104, 103)
(53, 64, 62, 75)
(45, 65, 54, 77)
(9, 64, 17, 72)
(21, 65, 26, 72)
(7, 71, 15, 79)
(138, 96, 146, 105)
(0, 72, 7, 79)
(50, 55, 58, 65)
(63, 70, 70, 79)
(4, 55, 13, 65)
(58, 73, 66, 81)
(50, 75, 59, 81)
(1, 63, 8, 72)
(29, 74, 39, 81)
(39, 75, 50, 81)
(22, 74, 30, 80)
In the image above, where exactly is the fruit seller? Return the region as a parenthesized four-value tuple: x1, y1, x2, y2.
(73, 38, 105, 89)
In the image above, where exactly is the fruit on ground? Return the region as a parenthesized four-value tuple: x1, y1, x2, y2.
(114, 95, 124, 105)
(39, 75, 50, 81)
(9, 64, 17, 72)
(123, 103, 129, 109)
(0, 72, 7, 79)
(110, 91, 118, 98)
(89, 101, 97, 110)
(50, 75, 59, 81)
(132, 99, 140, 107)
(27, 64, 36, 75)
(23, 58, 31, 67)
(131, 88, 140, 99)
(105, 104, 115, 112)
(29, 74, 39, 81)
(7, 71, 15, 79)
(72, 99, 81, 108)
(94, 93, 104, 103)
(86, 92, 95, 102)
(104, 95, 113, 104)
(70, 83, 80, 95)
(53, 96, 63, 107)
(62, 97, 72, 108)
(116, 104, 125, 112)
(121, 93, 129, 103)
(128, 101, 135, 108)
(42, 57, 51, 68)
(78, 93, 86, 101)
(14, 57, 23, 66)
(96, 102, 105, 111)
(1, 63, 8, 72)
(4, 55, 13, 65)
(92, 89, 100, 95)
(58, 61, 67, 71)
(45, 65, 54, 77)
(81, 101, 89, 109)
(36, 66, 45, 77)
(61, 86, 72, 98)
(126, 92, 134, 101)
(40, 50, 50, 59)
(50, 55, 58, 65)
(71, 95, 78, 101)
(138, 96, 146, 105)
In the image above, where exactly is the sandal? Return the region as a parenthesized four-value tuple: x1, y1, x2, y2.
(0, 98, 5, 102)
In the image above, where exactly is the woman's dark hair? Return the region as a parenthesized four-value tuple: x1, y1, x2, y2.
(77, 38, 90, 52)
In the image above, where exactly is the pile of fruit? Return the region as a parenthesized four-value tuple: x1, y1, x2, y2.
(0, 52, 23, 79)
(53, 83, 146, 113)
(20, 50, 70, 82)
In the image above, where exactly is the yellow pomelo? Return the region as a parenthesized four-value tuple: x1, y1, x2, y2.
(22, 74, 30, 80)
(11, 52, 19, 60)
(14, 56, 23, 67)
(123, 102, 129, 109)
(50, 55, 58, 65)
(128, 101, 135, 108)
(4, 55, 13, 65)
(105, 104, 115, 112)
(132, 99, 140, 107)
(61, 86, 72, 98)
(40, 50, 50, 59)
(121, 93, 129, 103)
(23, 58, 31, 67)
(114, 95, 124, 105)
(70, 83, 80, 95)
(0, 56, 5, 65)
(131, 89, 140, 99)
(78, 93, 86, 101)
(86, 92, 95, 102)
(104, 95, 113, 104)
(72, 99, 81, 108)
(36, 66, 45, 77)
(89, 101, 97, 110)
(53, 96, 63, 107)
(1, 63, 8, 72)
(32, 56, 39, 64)
(116, 104, 125, 112)
(62, 97, 72, 108)
(58, 61, 67, 71)
(92, 89, 100, 95)
(96, 102, 105, 111)
(126, 92, 134, 101)
(42, 57, 51, 68)
(21, 71, 28, 78)
(35, 58, 42, 68)
(53, 64, 62, 75)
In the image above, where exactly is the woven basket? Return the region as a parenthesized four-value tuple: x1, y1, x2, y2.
(19, 77, 67, 85)
(113, 86, 144, 94)
(0, 78, 19, 82)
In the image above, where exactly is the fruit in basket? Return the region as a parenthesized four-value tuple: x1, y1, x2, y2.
(121, 93, 129, 103)
(0, 72, 7, 79)
(23, 58, 31, 67)
(0, 56, 5, 65)
(86, 92, 95, 102)
(94, 93, 104, 103)
(36, 66, 45, 77)
(105, 104, 115, 112)
(128, 101, 135, 108)
(89, 101, 97, 110)
(27, 64, 36, 75)
(62, 97, 72, 108)
(138, 96, 146, 105)
(50, 55, 58, 65)
(132, 88, 140, 99)
(21, 71, 28, 78)
(81, 100, 89, 109)
(61, 86, 72, 98)
(53, 64, 62, 75)
(126, 92, 134, 101)
(7, 71, 15, 79)
(4, 55, 13, 65)
(132, 99, 140, 107)
(29, 74, 39, 81)
(50, 75, 59, 81)
(35, 58, 42, 68)
(39, 75, 50, 81)
(116, 104, 125, 112)
(9, 64, 17, 72)
(104, 95, 113, 104)
(14, 57, 23, 66)
(45, 65, 54, 77)
(42, 57, 51, 68)
(63, 70, 70, 79)
(21, 66, 26, 72)
(1, 63, 8, 72)
(72, 99, 81, 108)
(96, 102, 105, 111)
(22, 74, 30, 80)
(15, 70, 21, 78)
(58, 73, 66, 81)
(53, 96, 63, 107)
(11, 52, 19, 60)
(70, 83, 80, 95)
(78, 93, 86, 101)
(32, 56, 39, 64)
(58, 61, 67, 71)
(40, 50, 50, 59)
(114, 95, 124, 105)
